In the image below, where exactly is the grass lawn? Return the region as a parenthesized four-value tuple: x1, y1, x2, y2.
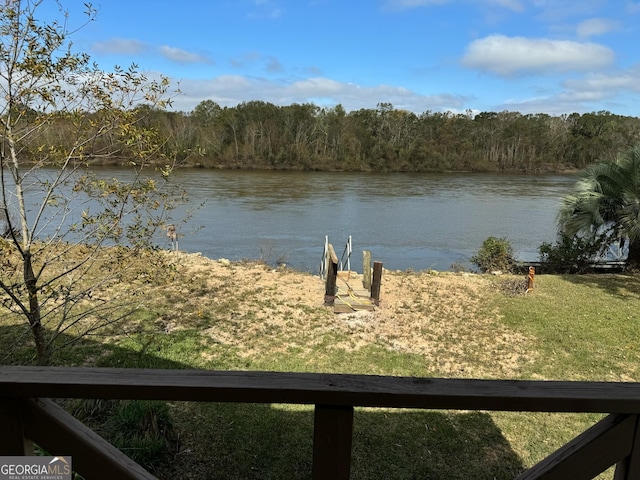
(2, 254, 639, 479)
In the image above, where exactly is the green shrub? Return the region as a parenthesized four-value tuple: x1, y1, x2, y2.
(538, 235, 604, 273)
(471, 237, 516, 273)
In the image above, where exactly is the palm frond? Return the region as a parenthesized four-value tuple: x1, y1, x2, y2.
(559, 146, 640, 245)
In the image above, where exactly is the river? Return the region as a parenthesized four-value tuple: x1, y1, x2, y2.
(19, 168, 577, 272)
(162, 169, 577, 272)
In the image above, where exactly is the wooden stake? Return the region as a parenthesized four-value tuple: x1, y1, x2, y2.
(324, 244, 338, 305)
(371, 261, 383, 305)
(363, 250, 372, 290)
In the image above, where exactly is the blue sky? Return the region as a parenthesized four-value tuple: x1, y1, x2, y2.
(47, 0, 640, 115)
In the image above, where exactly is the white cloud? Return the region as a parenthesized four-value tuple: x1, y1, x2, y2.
(576, 18, 620, 38)
(494, 65, 640, 114)
(461, 35, 614, 76)
(92, 38, 147, 55)
(92, 39, 212, 65)
(167, 75, 467, 113)
(563, 66, 640, 94)
(497, 88, 616, 115)
(498, 96, 586, 115)
(158, 46, 212, 64)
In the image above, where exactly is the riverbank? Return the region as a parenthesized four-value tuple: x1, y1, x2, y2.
(79, 156, 583, 174)
(102, 250, 639, 382)
(148, 252, 532, 378)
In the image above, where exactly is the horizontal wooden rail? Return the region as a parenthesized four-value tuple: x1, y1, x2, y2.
(3, 366, 640, 413)
(4, 367, 640, 480)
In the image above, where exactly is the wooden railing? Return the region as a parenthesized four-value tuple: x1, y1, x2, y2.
(2, 366, 640, 479)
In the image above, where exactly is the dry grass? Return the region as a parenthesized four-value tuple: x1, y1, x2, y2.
(133, 253, 537, 379)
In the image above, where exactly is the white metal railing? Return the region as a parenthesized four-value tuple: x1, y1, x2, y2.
(339, 235, 352, 272)
(320, 236, 352, 279)
(320, 235, 329, 279)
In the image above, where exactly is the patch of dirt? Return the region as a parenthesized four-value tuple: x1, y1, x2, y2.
(357, 271, 534, 377)
(151, 253, 536, 379)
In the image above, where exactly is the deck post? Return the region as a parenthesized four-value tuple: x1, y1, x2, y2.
(363, 250, 372, 290)
(0, 398, 33, 455)
(324, 244, 338, 305)
(614, 415, 640, 479)
(371, 261, 383, 305)
(516, 413, 637, 480)
(312, 404, 354, 480)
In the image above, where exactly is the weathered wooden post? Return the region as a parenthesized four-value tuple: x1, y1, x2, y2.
(371, 261, 383, 305)
(312, 404, 354, 480)
(324, 244, 338, 305)
(362, 250, 372, 290)
(0, 399, 34, 455)
(614, 414, 640, 479)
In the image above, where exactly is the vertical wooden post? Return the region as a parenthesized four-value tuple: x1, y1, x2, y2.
(371, 261, 383, 305)
(324, 244, 338, 305)
(614, 415, 640, 479)
(0, 399, 34, 455)
(362, 250, 372, 290)
(312, 405, 354, 480)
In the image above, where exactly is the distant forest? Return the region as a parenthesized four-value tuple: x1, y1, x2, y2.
(28, 101, 640, 172)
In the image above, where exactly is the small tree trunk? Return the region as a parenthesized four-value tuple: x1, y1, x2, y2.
(31, 322, 48, 366)
(627, 240, 640, 271)
(24, 252, 48, 365)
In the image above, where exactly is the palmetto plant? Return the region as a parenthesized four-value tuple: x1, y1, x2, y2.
(559, 146, 640, 269)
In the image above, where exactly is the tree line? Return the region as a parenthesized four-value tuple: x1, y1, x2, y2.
(18, 100, 640, 173)
(152, 101, 640, 172)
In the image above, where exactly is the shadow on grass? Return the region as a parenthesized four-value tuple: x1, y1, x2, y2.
(0, 324, 525, 479)
(562, 273, 640, 299)
(162, 402, 524, 480)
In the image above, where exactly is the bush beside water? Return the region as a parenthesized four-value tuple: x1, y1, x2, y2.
(471, 237, 516, 273)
